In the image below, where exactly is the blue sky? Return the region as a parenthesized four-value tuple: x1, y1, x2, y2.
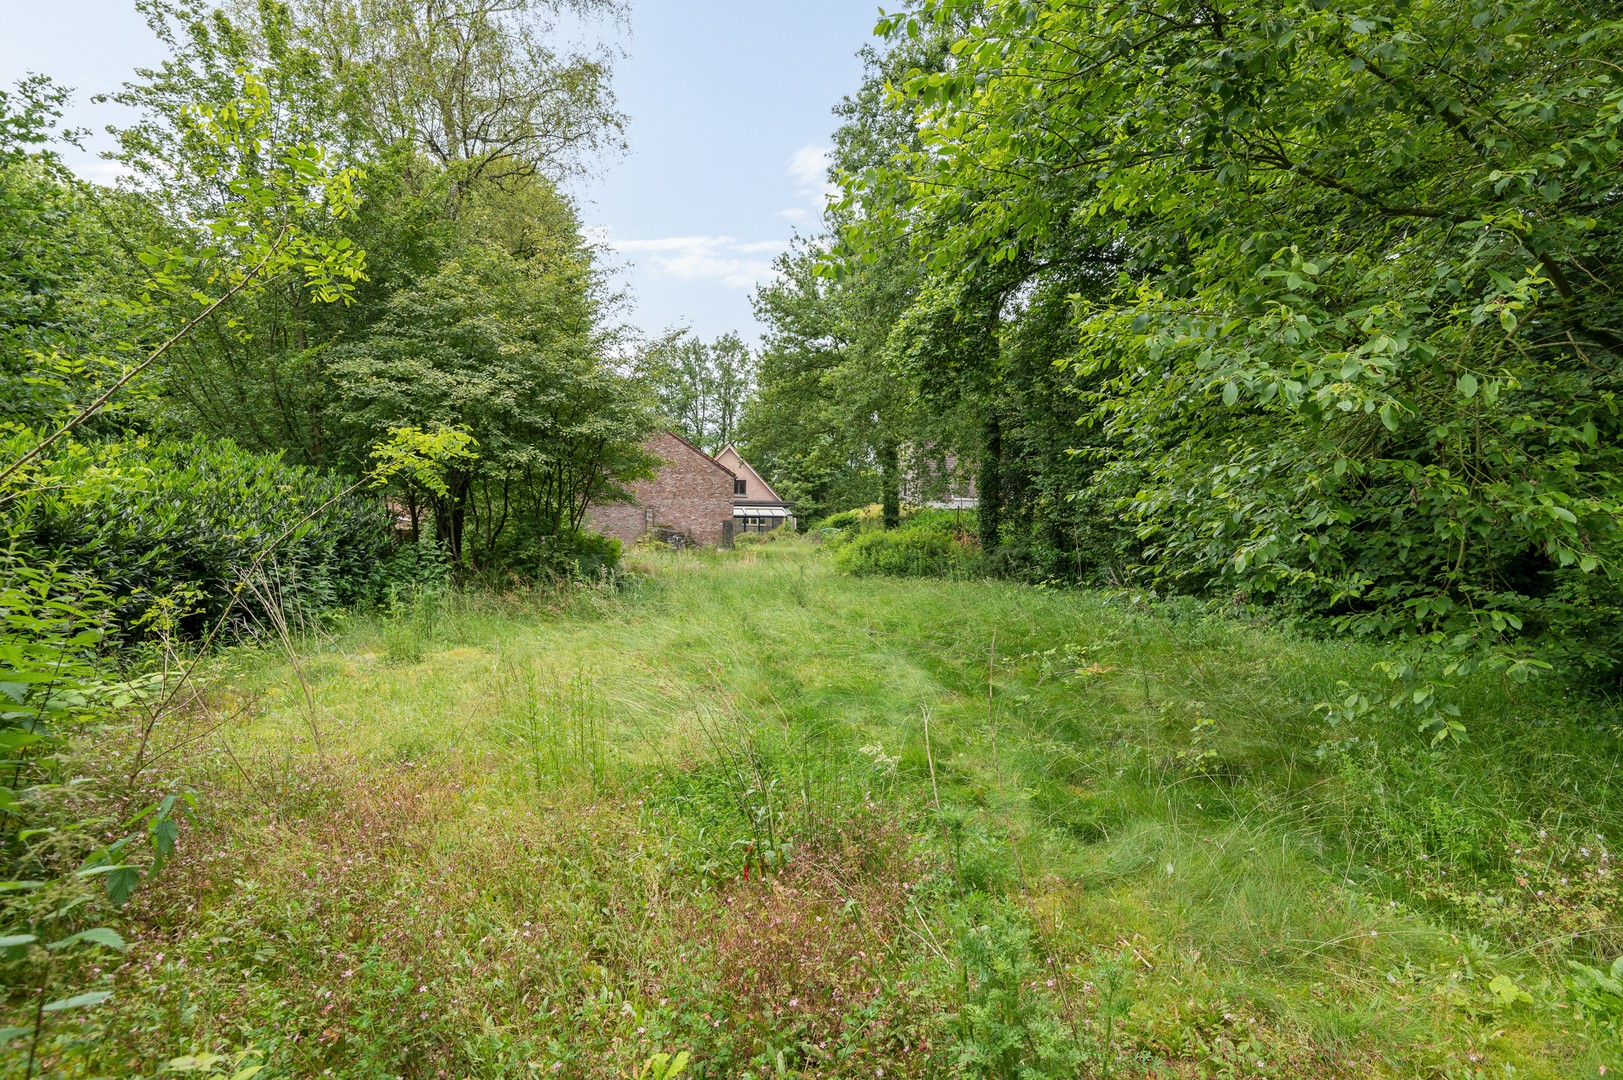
(0, 0, 884, 345)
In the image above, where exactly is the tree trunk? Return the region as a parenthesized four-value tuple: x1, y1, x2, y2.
(978, 412, 1001, 553)
(880, 437, 901, 530)
(436, 474, 471, 566)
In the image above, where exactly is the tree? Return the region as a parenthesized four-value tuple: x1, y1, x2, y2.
(332, 230, 653, 566)
(746, 43, 953, 528)
(854, 0, 1623, 685)
(640, 331, 754, 454)
(0, 79, 139, 432)
(274, 0, 626, 200)
(107, 0, 627, 468)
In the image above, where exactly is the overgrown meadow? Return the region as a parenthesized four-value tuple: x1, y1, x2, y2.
(18, 539, 1620, 1078)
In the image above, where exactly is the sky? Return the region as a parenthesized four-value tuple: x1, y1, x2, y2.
(0, 0, 884, 346)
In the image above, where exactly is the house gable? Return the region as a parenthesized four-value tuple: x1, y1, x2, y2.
(715, 445, 783, 503)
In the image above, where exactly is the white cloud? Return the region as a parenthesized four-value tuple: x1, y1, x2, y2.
(605, 235, 785, 290)
(68, 157, 132, 188)
(788, 144, 832, 194)
(782, 143, 840, 228)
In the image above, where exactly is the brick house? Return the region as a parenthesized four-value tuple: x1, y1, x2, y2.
(586, 433, 794, 548)
(715, 444, 797, 535)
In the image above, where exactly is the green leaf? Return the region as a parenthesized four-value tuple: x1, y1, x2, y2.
(1457, 373, 1478, 398)
(1488, 973, 1531, 1007)
(41, 991, 112, 1013)
(0, 934, 37, 948)
(105, 866, 141, 907)
(46, 927, 127, 953)
(1222, 381, 1239, 406)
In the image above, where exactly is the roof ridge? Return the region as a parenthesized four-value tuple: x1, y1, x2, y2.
(658, 430, 735, 478)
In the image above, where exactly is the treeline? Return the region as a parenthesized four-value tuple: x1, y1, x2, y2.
(745, 0, 1623, 698)
(1, 0, 659, 1048)
(3, 0, 659, 614)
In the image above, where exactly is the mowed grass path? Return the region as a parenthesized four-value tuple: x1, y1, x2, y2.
(89, 540, 1619, 1078)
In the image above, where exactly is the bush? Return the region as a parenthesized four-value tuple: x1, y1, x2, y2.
(818, 504, 977, 540)
(816, 508, 866, 535)
(546, 529, 622, 581)
(833, 523, 983, 578)
(477, 526, 623, 585)
(2, 433, 392, 638)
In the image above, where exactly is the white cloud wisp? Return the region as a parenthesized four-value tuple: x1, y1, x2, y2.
(781, 143, 837, 221)
(604, 235, 785, 290)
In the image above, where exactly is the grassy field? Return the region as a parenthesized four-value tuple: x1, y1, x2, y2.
(61, 538, 1623, 1077)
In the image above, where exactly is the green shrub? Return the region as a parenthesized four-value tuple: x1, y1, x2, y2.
(833, 524, 983, 578)
(476, 527, 623, 585)
(816, 508, 865, 535)
(829, 507, 984, 577)
(2, 434, 391, 637)
(547, 529, 622, 581)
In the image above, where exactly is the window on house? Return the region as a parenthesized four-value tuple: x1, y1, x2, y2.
(734, 478, 747, 495)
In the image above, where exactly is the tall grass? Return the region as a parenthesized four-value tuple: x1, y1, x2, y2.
(41, 539, 1623, 1078)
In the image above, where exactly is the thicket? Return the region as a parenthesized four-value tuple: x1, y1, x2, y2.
(4, 435, 391, 636)
(748, 0, 1623, 719)
(1, 0, 647, 1066)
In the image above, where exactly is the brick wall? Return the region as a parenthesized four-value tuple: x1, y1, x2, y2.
(586, 432, 736, 548)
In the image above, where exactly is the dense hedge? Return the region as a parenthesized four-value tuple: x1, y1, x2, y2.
(3, 434, 392, 637)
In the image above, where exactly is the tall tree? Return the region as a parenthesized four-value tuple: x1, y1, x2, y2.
(855, 0, 1623, 679)
(746, 43, 950, 528)
(640, 331, 754, 454)
(275, 0, 625, 201)
(106, 0, 630, 478)
(331, 217, 652, 565)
